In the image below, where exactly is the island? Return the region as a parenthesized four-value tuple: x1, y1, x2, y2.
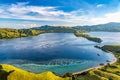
(0, 27, 102, 43)
(74, 30, 102, 43)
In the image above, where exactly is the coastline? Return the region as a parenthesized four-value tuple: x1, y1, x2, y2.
(72, 51, 117, 75)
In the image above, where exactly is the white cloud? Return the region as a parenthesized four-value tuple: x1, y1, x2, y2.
(91, 11, 120, 24)
(0, 2, 71, 21)
(0, 2, 120, 27)
(96, 4, 104, 8)
(0, 9, 4, 13)
(0, 23, 41, 29)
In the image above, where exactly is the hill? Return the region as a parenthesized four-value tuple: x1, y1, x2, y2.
(31, 25, 75, 33)
(0, 28, 44, 39)
(73, 22, 120, 32)
(0, 64, 70, 80)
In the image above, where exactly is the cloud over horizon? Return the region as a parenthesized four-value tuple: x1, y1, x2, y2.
(0, 0, 120, 28)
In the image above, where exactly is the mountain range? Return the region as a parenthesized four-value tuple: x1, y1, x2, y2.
(73, 22, 120, 31)
(30, 22, 120, 32)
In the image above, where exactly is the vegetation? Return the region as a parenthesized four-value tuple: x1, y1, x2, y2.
(0, 28, 20, 39)
(74, 30, 102, 43)
(0, 26, 76, 40)
(0, 28, 44, 39)
(1, 22, 120, 40)
(18, 29, 44, 36)
(0, 27, 103, 43)
(32, 25, 75, 33)
(0, 64, 71, 80)
(71, 45, 120, 80)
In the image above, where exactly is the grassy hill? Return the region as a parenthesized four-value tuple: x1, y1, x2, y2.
(0, 26, 75, 39)
(0, 64, 70, 80)
(31, 25, 75, 33)
(0, 28, 102, 43)
(0, 28, 44, 39)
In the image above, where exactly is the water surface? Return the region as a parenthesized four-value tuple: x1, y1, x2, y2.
(0, 33, 116, 75)
(88, 32, 120, 45)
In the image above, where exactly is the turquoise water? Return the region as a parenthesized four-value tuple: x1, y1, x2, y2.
(0, 33, 116, 75)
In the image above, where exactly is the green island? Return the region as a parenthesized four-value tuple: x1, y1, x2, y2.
(74, 30, 102, 43)
(0, 26, 74, 39)
(0, 27, 102, 43)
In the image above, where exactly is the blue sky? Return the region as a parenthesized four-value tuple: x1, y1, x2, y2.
(0, 0, 120, 28)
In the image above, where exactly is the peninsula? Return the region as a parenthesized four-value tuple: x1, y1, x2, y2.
(74, 30, 102, 43)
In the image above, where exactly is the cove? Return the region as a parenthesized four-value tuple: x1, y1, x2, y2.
(0, 33, 115, 75)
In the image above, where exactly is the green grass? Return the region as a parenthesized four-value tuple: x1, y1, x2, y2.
(0, 28, 102, 43)
(0, 64, 71, 80)
(0, 28, 44, 39)
(74, 30, 102, 43)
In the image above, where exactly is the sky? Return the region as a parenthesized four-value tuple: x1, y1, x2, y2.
(0, 0, 120, 28)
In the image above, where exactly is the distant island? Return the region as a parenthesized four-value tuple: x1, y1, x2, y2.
(0, 25, 102, 43)
(1, 22, 120, 40)
(74, 30, 102, 43)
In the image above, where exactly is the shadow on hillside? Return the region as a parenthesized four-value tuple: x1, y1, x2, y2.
(0, 65, 14, 80)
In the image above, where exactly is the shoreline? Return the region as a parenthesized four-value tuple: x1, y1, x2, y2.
(72, 51, 117, 75)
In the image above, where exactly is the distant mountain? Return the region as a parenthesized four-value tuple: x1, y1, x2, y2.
(31, 25, 55, 30)
(31, 22, 120, 32)
(73, 22, 120, 31)
(31, 25, 75, 33)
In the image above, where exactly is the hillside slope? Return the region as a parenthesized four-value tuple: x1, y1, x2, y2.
(0, 28, 43, 39)
(0, 64, 70, 80)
